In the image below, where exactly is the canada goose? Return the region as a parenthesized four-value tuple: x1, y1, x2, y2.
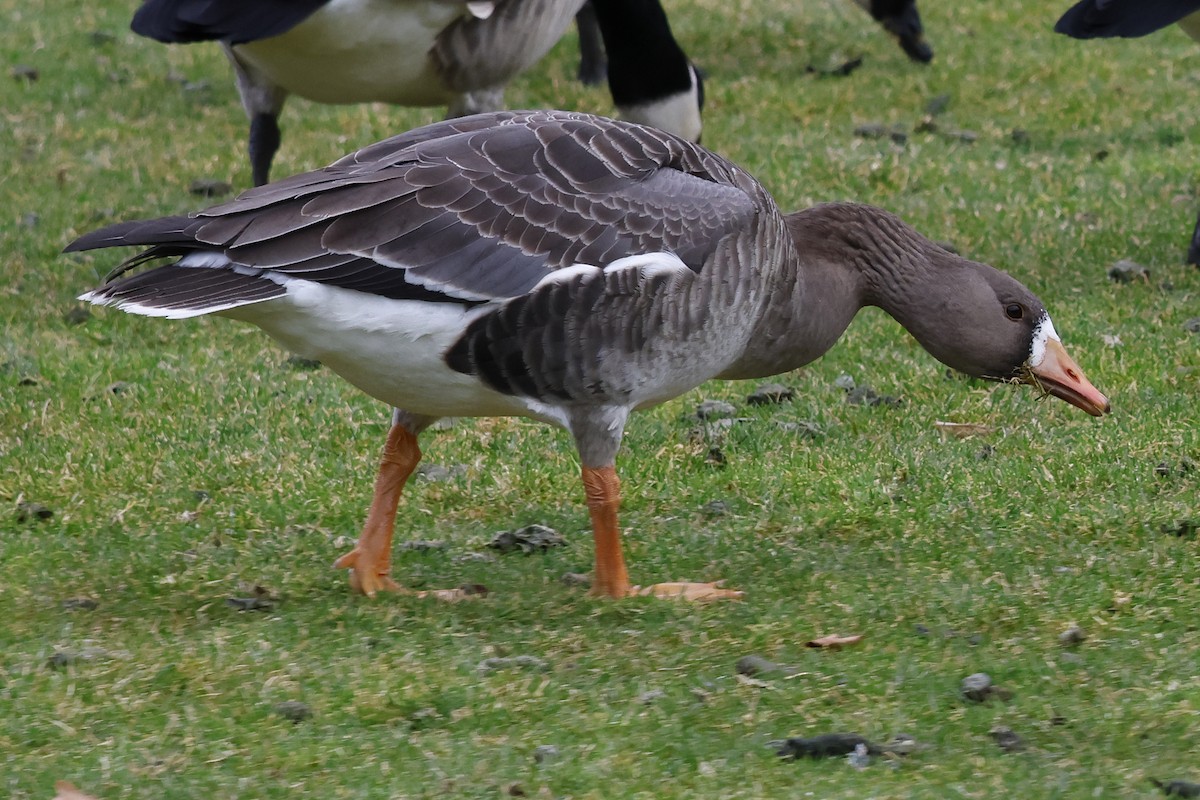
(853, 0, 933, 62)
(582, 0, 703, 142)
(132, 0, 585, 185)
(1055, 0, 1200, 263)
(1055, 0, 1200, 40)
(574, 0, 932, 80)
(70, 110, 1109, 601)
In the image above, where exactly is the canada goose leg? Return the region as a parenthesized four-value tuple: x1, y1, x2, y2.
(223, 43, 288, 186)
(446, 87, 505, 118)
(248, 113, 281, 188)
(574, 2, 607, 86)
(1187, 207, 1200, 265)
(334, 411, 470, 599)
(580, 465, 743, 601)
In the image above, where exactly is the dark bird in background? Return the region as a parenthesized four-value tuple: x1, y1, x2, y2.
(131, 0, 702, 186)
(1056, 0, 1200, 264)
(69, 111, 1109, 602)
(571, 0, 703, 141)
(575, 0, 932, 90)
(854, 0, 933, 63)
(1055, 0, 1200, 40)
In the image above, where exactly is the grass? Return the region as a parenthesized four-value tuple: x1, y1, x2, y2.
(2, 0, 1199, 797)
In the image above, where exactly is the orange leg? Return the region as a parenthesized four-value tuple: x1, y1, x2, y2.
(581, 465, 743, 601)
(582, 465, 631, 598)
(332, 423, 419, 597)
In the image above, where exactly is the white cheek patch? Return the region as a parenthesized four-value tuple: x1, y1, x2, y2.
(1027, 313, 1060, 367)
(620, 68, 704, 144)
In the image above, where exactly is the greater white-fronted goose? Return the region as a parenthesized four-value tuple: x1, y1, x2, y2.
(1055, 0, 1200, 263)
(131, 0, 585, 186)
(69, 110, 1110, 601)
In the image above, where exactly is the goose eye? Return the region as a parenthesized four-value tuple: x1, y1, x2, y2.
(1005, 303, 1024, 321)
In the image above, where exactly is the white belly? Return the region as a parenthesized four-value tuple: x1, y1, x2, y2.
(223, 280, 537, 419)
(233, 0, 468, 105)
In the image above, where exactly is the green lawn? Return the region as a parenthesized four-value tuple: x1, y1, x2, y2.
(2, 0, 1199, 797)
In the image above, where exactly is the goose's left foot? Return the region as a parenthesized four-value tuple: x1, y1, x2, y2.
(335, 421, 422, 598)
(582, 465, 745, 601)
(335, 547, 404, 597)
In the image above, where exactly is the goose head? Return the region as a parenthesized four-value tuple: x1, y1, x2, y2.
(896, 257, 1110, 416)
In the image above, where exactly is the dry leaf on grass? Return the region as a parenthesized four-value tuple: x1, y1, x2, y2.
(805, 633, 864, 649)
(934, 421, 994, 438)
(53, 781, 100, 800)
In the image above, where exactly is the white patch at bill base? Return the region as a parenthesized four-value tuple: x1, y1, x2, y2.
(1027, 314, 1060, 367)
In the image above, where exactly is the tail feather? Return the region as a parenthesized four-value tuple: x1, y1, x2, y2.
(66, 215, 200, 253)
(79, 264, 285, 319)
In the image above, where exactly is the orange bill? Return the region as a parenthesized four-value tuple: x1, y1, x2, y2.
(1027, 337, 1110, 416)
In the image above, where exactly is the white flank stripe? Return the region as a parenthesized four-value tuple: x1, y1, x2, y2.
(532, 263, 601, 289)
(604, 252, 691, 279)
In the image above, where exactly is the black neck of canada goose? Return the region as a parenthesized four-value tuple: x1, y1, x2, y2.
(1054, 0, 1200, 39)
(591, 0, 703, 141)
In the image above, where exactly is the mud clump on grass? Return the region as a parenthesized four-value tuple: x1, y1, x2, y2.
(735, 654, 798, 677)
(695, 399, 737, 420)
(534, 744, 561, 765)
(488, 524, 565, 554)
(961, 672, 1013, 703)
(1107, 259, 1150, 283)
(990, 725, 1025, 753)
(746, 383, 794, 405)
(273, 701, 312, 723)
(1058, 625, 1087, 646)
(16, 501, 54, 523)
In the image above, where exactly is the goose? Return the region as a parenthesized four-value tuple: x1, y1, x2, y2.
(130, 0, 587, 186)
(1055, 0, 1200, 40)
(853, 0, 933, 63)
(574, 0, 703, 142)
(69, 110, 1110, 601)
(1055, 0, 1200, 264)
(573, 0, 930, 96)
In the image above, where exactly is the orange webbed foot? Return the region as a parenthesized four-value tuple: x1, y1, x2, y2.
(334, 548, 402, 597)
